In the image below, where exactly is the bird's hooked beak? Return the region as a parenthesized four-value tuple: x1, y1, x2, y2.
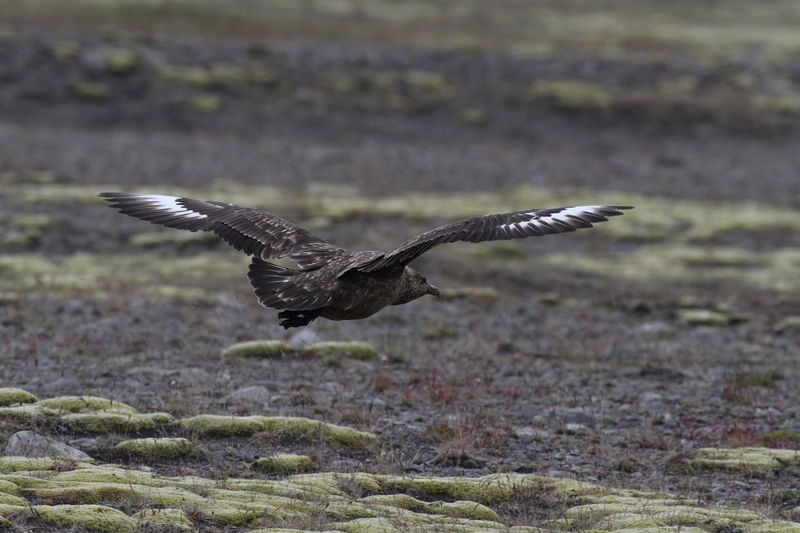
(426, 283, 440, 297)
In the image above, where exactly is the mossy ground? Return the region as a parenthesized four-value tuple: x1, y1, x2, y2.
(2, 451, 798, 532)
(2, 3, 800, 532)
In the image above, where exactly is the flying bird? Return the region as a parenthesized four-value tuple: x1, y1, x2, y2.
(99, 192, 631, 328)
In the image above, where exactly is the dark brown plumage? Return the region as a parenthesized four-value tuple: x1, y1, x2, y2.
(99, 192, 631, 328)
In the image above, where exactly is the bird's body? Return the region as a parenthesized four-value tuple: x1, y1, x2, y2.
(100, 192, 631, 328)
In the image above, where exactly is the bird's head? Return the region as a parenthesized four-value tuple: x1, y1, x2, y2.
(394, 267, 440, 305)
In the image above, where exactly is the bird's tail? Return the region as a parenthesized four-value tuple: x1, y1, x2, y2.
(247, 258, 296, 308)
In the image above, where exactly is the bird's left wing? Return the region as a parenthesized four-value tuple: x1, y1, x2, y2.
(356, 205, 632, 272)
(99, 192, 343, 269)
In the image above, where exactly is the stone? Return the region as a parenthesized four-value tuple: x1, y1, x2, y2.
(5, 431, 93, 460)
(287, 328, 322, 348)
(556, 407, 596, 425)
(40, 378, 81, 395)
(224, 386, 271, 406)
(68, 438, 101, 452)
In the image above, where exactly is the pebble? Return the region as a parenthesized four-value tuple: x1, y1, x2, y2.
(224, 385, 271, 406)
(40, 378, 81, 395)
(287, 329, 322, 347)
(556, 407, 596, 425)
(5, 430, 92, 460)
(68, 437, 101, 452)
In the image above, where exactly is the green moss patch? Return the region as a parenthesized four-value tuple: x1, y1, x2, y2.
(132, 508, 194, 531)
(180, 414, 378, 450)
(34, 504, 135, 532)
(36, 396, 138, 414)
(114, 438, 193, 459)
(221, 340, 291, 358)
(693, 447, 800, 472)
(0, 387, 37, 406)
(104, 48, 140, 74)
(439, 286, 499, 301)
(0, 457, 798, 532)
(301, 341, 377, 361)
(774, 316, 800, 334)
(62, 413, 166, 433)
(252, 454, 314, 475)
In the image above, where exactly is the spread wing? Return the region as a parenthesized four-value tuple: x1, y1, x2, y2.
(99, 192, 343, 270)
(357, 205, 632, 272)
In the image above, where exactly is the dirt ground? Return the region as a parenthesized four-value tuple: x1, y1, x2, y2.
(1, 2, 800, 531)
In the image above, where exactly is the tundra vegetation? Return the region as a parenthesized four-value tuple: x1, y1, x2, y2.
(1, 0, 800, 531)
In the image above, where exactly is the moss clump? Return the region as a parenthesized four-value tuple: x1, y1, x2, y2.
(773, 316, 800, 334)
(50, 41, 79, 61)
(188, 94, 221, 113)
(160, 65, 212, 86)
(531, 80, 612, 110)
(104, 49, 140, 74)
(32, 482, 140, 505)
(262, 417, 379, 450)
(180, 414, 267, 436)
(70, 81, 109, 101)
(180, 414, 378, 450)
(114, 438, 193, 459)
(754, 94, 800, 116)
(439, 286, 498, 301)
(761, 429, 800, 445)
(460, 108, 489, 126)
(132, 508, 194, 531)
(221, 340, 291, 359)
(676, 309, 732, 326)
(301, 341, 376, 361)
(0, 457, 57, 472)
(36, 396, 138, 414)
(0, 479, 21, 495)
(0, 492, 26, 506)
(360, 494, 501, 522)
(62, 413, 164, 433)
(694, 447, 800, 471)
(252, 454, 314, 475)
(34, 504, 135, 532)
(0, 388, 37, 406)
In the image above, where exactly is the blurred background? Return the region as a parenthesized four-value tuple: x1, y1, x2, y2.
(1, 0, 800, 523)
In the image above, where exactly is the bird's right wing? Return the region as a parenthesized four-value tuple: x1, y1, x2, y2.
(356, 205, 632, 272)
(99, 192, 343, 270)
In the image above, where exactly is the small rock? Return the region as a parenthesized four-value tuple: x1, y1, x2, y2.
(40, 378, 81, 395)
(287, 328, 322, 348)
(563, 423, 589, 434)
(5, 430, 93, 460)
(513, 426, 551, 439)
(68, 438, 101, 452)
(677, 308, 732, 326)
(556, 407, 596, 425)
(637, 321, 672, 334)
(224, 385, 271, 406)
(773, 316, 800, 334)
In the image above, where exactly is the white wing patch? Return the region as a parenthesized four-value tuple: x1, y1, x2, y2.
(138, 194, 208, 220)
(498, 205, 608, 231)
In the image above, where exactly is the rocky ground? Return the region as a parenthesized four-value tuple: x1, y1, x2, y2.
(1, 1, 800, 531)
